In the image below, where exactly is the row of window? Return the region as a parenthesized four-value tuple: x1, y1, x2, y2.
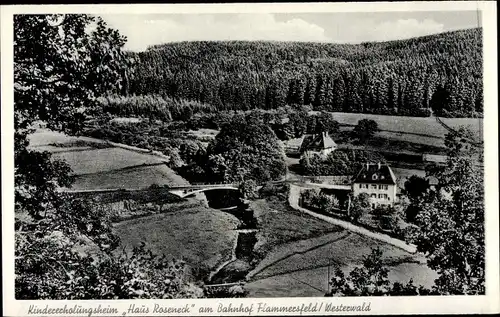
(358, 184, 389, 190)
(370, 193, 390, 200)
(372, 203, 390, 208)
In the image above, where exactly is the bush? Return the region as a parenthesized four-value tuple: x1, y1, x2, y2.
(349, 193, 371, 223)
(259, 182, 290, 202)
(204, 284, 248, 298)
(300, 189, 343, 215)
(238, 179, 259, 200)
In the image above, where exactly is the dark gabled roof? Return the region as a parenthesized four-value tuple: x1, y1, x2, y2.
(352, 163, 397, 185)
(300, 132, 337, 152)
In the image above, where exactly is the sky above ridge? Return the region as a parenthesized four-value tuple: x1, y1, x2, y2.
(100, 11, 481, 52)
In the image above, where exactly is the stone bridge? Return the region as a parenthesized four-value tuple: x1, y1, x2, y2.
(56, 182, 240, 198)
(167, 183, 239, 198)
(57, 179, 281, 198)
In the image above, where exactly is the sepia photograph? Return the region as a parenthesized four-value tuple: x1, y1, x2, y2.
(1, 1, 499, 316)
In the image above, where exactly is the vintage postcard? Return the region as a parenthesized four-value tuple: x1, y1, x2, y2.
(1, 1, 499, 316)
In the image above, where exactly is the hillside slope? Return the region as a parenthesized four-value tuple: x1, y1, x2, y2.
(124, 28, 482, 118)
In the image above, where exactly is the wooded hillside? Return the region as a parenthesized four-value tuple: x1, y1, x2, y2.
(122, 28, 482, 118)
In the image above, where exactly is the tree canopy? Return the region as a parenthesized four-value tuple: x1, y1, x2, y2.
(206, 115, 287, 183)
(406, 128, 484, 294)
(14, 14, 202, 299)
(353, 119, 379, 144)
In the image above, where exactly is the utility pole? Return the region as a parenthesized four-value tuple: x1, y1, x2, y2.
(347, 195, 351, 217)
(327, 259, 330, 294)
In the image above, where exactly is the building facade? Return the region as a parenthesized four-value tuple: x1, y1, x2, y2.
(352, 162, 398, 208)
(300, 131, 338, 157)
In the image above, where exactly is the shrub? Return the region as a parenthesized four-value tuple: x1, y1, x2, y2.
(259, 182, 290, 202)
(349, 193, 371, 223)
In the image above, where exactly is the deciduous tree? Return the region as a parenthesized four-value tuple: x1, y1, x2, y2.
(406, 128, 484, 295)
(349, 193, 371, 223)
(352, 119, 379, 144)
(206, 115, 287, 183)
(14, 14, 201, 299)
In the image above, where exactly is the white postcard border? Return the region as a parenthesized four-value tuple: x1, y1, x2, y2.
(2, 2, 499, 316)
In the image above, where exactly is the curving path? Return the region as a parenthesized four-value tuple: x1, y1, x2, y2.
(288, 184, 417, 253)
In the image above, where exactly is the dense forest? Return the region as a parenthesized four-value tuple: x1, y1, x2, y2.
(121, 28, 483, 118)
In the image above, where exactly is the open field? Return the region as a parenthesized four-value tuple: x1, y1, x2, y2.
(324, 112, 482, 139)
(376, 130, 446, 148)
(28, 129, 108, 148)
(251, 199, 343, 261)
(285, 130, 448, 156)
(246, 195, 436, 297)
(246, 232, 436, 298)
(392, 167, 427, 187)
(113, 203, 240, 273)
(52, 148, 166, 175)
(71, 165, 189, 190)
(28, 129, 189, 190)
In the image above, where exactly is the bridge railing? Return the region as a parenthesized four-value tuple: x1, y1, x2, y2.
(189, 182, 237, 186)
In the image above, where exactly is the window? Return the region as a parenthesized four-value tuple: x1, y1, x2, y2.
(372, 174, 378, 180)
(378, 194, 383, 199)
(379, 185, 388, 190)
(371, 184, 377, 190)
(371, 194, 376, 198)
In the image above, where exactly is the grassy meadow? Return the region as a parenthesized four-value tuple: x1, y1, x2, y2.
(326, 112, 482, 139)
(246, 232, 437, 298)
(70, 165, 189, 190)
(113, 203, 240, 274)
(28, 129, 188, 190)
(251, 198, 342, 262)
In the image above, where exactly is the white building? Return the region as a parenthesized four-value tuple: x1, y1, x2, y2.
(352, 162, 398, 208)
(300, 132, 337, 157)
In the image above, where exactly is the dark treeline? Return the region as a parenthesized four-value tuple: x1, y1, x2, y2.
(122, 28, 482, 118)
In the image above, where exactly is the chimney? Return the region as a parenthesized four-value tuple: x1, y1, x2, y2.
(366, 162, 369, 170)
(378, 162, 381, 170)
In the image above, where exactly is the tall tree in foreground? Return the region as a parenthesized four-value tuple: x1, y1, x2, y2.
(407, 127, 484, 295)
(327, 127, 484, 296)
(14, 14, 202, 299)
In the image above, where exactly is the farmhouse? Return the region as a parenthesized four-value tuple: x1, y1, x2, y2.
(352, 162, 398, 208)
(300, 132, 337, 157)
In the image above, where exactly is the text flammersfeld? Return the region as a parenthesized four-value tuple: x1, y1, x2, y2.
(217, 302, 371, 314)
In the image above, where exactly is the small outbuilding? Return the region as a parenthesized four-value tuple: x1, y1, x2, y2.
(300, 132, 337, 157)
